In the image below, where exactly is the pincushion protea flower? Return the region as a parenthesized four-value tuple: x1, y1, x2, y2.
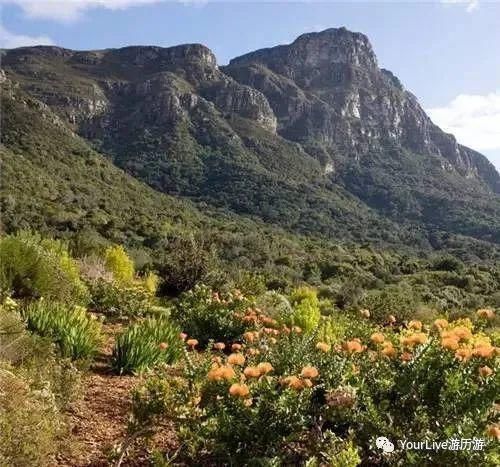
(300, 365, 319, 379)
(479, 366, 493, 378)
(229, 383, 250, 397)
(227, 353, 246, 366)
(370, 333, 385, 344)
(186, 338, 198, 348)
(476, 308, 495, 319)
(316, 342, 331, 352)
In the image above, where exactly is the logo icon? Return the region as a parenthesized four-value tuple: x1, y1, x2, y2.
(376, 436, 395, 453)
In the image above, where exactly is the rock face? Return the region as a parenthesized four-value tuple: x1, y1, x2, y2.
(225, 28, 499, 191)
(2, 28, 500, 245)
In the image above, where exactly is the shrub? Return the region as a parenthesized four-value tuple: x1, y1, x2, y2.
(88, 278, 153, 317)
(157, 236, 217, 295)
(104, 245, 135, 284)
(22, 301, 102, 360)
(126, 317, 499, 465)
(0, 302, 80, 466)
(0, 365, 63, 466)
(360, 282, 419, 322)
(0, 232, 89, 304)
(171, 284, 249, 346)
(288, 286, 321, 332)
(112, 316, 183, 374)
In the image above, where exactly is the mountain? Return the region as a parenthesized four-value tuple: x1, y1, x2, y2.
(1, 28, 500, 248)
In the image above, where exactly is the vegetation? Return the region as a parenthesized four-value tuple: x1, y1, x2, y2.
(22, 301, 102, 361)
(112, 316, 183, 375)
(0, 228, 498, 465)
(0, 303, 80, 466)
(1, 50, 499, 465)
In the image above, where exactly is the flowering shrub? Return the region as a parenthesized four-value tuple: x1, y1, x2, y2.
(128, 311, 499, 465)
(171, 284, 250, 346)
(112, 317, 184, 374)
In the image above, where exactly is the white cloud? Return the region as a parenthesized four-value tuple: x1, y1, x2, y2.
(0, 24, 54, 47)
(1, 1, 169, 22)
(427, 92, 500, 160)
(441, 0, 480, 13)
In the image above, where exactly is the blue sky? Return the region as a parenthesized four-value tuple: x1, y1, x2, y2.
(1, 0, 499, 170)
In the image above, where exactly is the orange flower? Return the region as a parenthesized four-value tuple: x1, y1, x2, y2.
(434, 318, 449, 329)
(243, 331, 257, 343)
(411, 332, 428, 345)
(243, 398, 253, 407)
(408, 320, 422, 330)
(229, 383, 250, 398)
(257, 362, 274, 375)
(360, 309, 370, 318)
(302, 378, 313, 388)
(231, 343, 242, 351)
(479, 366, 493, 378)
(158, 342, 168, 350)
(186, 338, 198, 348)
(476, 308, 495, 319)
(207, 365, 236, 381)
(344, 339, 364, 353)
(213, 342, 226, 351)
(454, 347, 472, 362)
(453, 326, 472, 342)
(316, 342, 331, 352)
(370, 333, 385, 345)
(282, 376, 304, 390)
(243, 366, 261, 378)
(401, 352, 413, 362)
(441, 337, 459, 350)
(300, 365, 319, 379)
(486, 424, 500, 440)
(472, 344, 495, 358)
(401, 332, 427, 347)
(381, 343, 396, 358)
(227, 353, 246, 366)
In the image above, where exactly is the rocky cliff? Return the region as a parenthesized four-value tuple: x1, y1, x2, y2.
(225, 28, 499, 192)
(2, 28, 500, 246)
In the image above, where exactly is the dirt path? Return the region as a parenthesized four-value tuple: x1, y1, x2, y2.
(56, 322, 140, 466)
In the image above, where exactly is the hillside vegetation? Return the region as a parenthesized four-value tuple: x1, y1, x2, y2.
(1, 27, 500, 466)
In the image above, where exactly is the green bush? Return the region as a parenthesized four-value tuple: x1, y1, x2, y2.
(288, 286, 321, 332)
(171, 284, 249, 346)
(1, 301, 80, 466)
(0, 365, 63, 466)
(0, 232, 89, 304)
(22, 301, 102, 360)
(88, 278, 153, 317)
(127, 317, 498, 465)
(157, 236, 217, 296)
(112, 316, 183, 374)
(104, 245, 135, 284)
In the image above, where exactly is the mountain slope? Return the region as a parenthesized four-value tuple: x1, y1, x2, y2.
(2, 28, 499, 247)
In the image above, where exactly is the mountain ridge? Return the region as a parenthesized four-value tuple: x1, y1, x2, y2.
(2, 27, 500, 248)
